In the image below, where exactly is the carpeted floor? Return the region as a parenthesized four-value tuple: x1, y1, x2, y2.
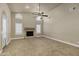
(0, 37, 79, 56)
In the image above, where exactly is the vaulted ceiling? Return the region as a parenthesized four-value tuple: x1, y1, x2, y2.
(8, 3, 61, 13)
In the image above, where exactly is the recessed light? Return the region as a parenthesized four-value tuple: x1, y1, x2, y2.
(25, 6, 30, 9)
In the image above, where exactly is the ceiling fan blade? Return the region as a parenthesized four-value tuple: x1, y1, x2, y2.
(32, 12, 39, 15)
(42, 15, 48, 17)
(32, 12, 42, 16)
(32, 3, 49, 17)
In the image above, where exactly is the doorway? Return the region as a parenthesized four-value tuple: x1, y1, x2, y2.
(1, 12, 8, 48)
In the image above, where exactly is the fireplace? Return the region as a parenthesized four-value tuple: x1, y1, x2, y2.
(24, 27, 35, 37)
(26, 31, 34, 36)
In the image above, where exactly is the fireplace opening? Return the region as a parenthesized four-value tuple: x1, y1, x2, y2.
(26, 31, 34, 36)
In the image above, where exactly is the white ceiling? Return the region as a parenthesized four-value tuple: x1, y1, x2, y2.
(8, 3, 61, 13)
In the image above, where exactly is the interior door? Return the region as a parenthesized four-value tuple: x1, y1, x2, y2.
(1, 13, 8, 48)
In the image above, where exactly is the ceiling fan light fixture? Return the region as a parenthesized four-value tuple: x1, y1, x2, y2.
(32, 3, 48, 17)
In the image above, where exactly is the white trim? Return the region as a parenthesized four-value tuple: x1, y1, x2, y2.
(11, 36, 38, 40)
(11, 35, 44, 40)
(6, 39, 11, 45)
(24, 36, 37, 39)
(43, 35, 79, 48)
(11, 37, 24, 40)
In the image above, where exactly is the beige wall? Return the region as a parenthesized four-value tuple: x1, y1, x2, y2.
(23, 13, 36, 28)
(43, 3, 79, 45)
(0, 3, 11, 51)
(11, 13, 16, 38)
(11, 13, 36, 38)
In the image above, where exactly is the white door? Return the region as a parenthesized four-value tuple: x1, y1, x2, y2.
(1, 13, 8, 48)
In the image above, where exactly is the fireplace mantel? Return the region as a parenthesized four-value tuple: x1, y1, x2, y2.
(24, 27, 35, 31)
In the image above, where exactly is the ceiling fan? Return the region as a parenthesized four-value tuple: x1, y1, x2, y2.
(32, 3, 48, 17)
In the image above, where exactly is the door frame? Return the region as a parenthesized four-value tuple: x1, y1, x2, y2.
(1, 12, 8, 48)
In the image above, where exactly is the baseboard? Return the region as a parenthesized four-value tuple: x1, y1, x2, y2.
(24, 36, 37, 38)
(11, 36, 39, 40)
(43, 35, 79, 48)
(7, 39, 11, 45)
(11, 37, 24, 40)
(11, 34, 44, 40)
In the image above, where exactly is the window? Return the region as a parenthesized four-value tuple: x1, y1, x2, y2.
(15, 23, 22, 35)
(36, 16, 41, 34)
(2, 14, 7, 38)
(15, 13, 23, 35)
(36, 24, 41, 34)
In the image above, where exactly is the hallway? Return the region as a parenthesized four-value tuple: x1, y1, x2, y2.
(1, 37, 79, 56)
